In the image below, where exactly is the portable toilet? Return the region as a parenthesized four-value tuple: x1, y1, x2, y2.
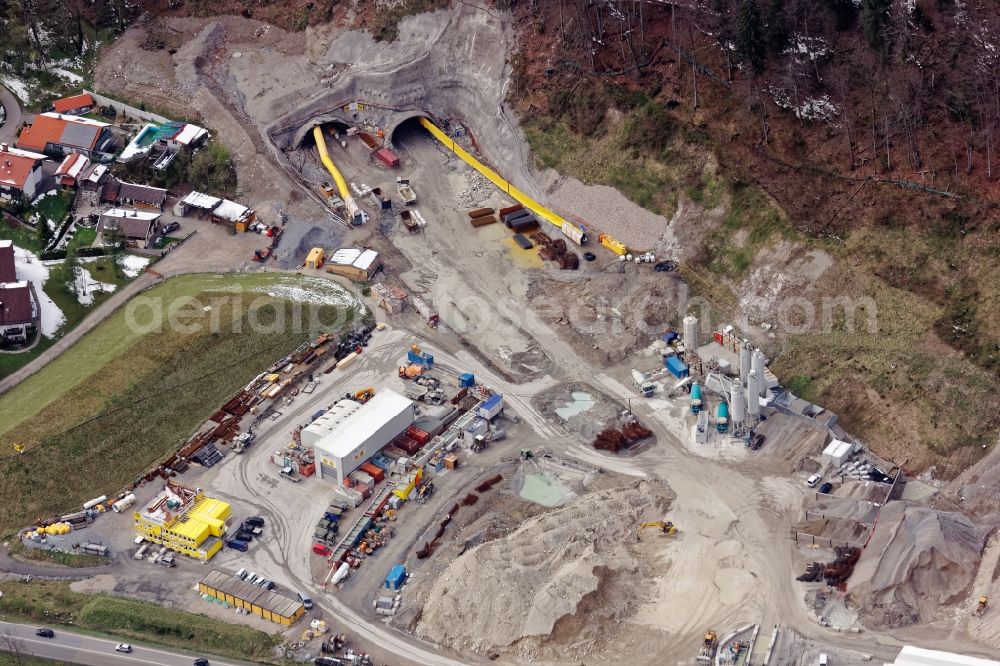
(715, 402, 729, 433)
(690, 383, 702, 414)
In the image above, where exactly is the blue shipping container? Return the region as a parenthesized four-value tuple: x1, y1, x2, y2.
(665, 356, 689, 378)
(459, 372, 475, 388)
(662, 331, 679, 344)
(385, 564, 407, 590)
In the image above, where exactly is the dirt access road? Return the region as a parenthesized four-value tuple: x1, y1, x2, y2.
(0, 82, 23, 143)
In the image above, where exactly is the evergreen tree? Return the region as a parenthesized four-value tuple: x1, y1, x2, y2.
(736, 0, 766, 74)
(861, 0, 892, 52)
(765, 0, 789, 55)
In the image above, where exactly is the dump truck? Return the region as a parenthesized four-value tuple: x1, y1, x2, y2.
(697, 630, 718, 662)
(975, 595, 989, 617)
(397, 177, 416, 205)
(632, 369, 655, 397)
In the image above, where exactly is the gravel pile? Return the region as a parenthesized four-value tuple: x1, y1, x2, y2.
(415, 480, 673, 660)
(848, 501, 987, 627)
(539, 171, 677, 253)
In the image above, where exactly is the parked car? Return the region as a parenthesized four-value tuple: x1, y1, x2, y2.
(35, 628, 54, 638)
(298, 591, 314, 610)
(226, 539, 249, 552)
(583, 252, 596, 262)
(749, 433, 765, 450)
(818, 482, 834, 494)
(806, 474, 822, 488)
(115, 644, 132, 653)
(194, 659, 210, 666)
(235, 568, 247, 579)
(160, 221, 180, 235)
(245, 516, 265, 528)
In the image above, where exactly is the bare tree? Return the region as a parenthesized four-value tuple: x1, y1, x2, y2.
(2, 628, 25, 666)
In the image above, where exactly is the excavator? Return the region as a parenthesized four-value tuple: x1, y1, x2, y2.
(695, 630, 718, 662)
(975, 595, 989, 617)
(636, 520, 678, 540)
(354, 388, 375, 404)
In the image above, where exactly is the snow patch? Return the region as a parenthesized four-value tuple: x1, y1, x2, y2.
(247, 276, 363, 308)
(0, 75, 29, 104)
(72, 267, 117, 306)
(768, 86, 838, 122)
(12, 245, 65, 337)
(50, 67, 82, 84)
(120, 254, 151, 278)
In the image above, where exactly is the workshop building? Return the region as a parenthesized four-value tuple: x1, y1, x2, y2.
(198, 570, 305, 625)
(311, 389, 415, 484)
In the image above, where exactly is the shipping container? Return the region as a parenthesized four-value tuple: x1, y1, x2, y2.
(512, 234, 534, 250)
(470, 215, 497, 228)
(503, 209, 531, 226)
(498, 204, 524, 217)
(468, 207, 494, 218)
(406, 425, 431, 445)
(509, 217, 539, 233)
(375, 148, 400, 168)
(360, 462, 386, 483)
(358, 132, 380, 150)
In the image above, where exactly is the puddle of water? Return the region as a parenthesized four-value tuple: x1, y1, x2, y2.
(519, 472, 571, 507)
(554, 391, 594, 420)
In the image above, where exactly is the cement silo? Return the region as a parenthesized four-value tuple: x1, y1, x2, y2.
(751, 349, 767, 396)
(683, 314, 700, 350)
(739, 341, 752, 387)
(731, 385, 746, 426)
(747, 370, 761, 417)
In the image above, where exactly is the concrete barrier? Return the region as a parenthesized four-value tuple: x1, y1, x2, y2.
(85, 89, 170, 125)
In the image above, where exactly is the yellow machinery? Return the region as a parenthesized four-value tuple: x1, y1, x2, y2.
(312, 125, 362, 223)
(417, 117, 628, 256)
(12, 443, 25, 454)
(975, 595, 989, 617)
(636, 520, 677, 540)
(355, 387, 375, 403)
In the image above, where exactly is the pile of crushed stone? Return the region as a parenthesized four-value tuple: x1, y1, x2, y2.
(848, 501, 987, 627)
(414, 479, 672, 659)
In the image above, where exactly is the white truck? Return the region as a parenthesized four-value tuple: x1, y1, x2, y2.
(631, 369, 655, 397)
(396, 177, 416, 205)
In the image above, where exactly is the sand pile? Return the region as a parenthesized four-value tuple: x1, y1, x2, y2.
(415, 480, 672, 658)
(848, 501, 986, 627)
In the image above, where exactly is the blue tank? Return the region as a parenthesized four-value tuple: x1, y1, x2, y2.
(716, 402, 729, 433)
(690, 383, 703, 413)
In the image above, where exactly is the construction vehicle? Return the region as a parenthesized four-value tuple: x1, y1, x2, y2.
(631, 369, 655, 397)
(397, 177, 416, 205)
(398, 364, 423, 379)
(975, 595, 989, 617)
(354, 387, 375, 403)
(636, 520, 677, 540)
(12, 443, 25, 454)
(416, 481, 436, 503)
(697, 630, 718, 662)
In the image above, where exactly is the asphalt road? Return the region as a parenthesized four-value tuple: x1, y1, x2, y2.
(0, 82, 23, 143)
(0, 620, 242, 666)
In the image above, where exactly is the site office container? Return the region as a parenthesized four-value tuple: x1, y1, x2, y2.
(360, 462, 385, 483)
(375, 148, 400, 168)
(406, 425, 431, 446)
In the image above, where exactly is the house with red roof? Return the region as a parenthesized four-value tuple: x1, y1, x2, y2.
(16, 112, 115, 160)
(0, 143, 46, 204)
(0, 241, 36, 342)
(55, 152, 91, 189)
(49, 92, 95, 116)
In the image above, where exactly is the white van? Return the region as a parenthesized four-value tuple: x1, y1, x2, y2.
(806, 474, 822, 488)
(819, 654, 829, 666)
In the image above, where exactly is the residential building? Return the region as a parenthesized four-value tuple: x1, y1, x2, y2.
(54, 152, 91, 189)
(0, 240, 14, 283)
(133, 482, 231, 561)
(0, 143, 46, 204)
(0, 281, 34, 341)
(16, 112, 115, 159)
(49, 92, 95, 115)
(101, 179, 168, 210)
(97, 208, 162, 248)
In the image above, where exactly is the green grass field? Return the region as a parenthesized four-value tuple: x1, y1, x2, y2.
(0, 580, 281, 664)
(0, 273, 363, 532)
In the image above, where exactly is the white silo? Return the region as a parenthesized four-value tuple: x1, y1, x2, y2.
(683, 314, 700, 350)
(747, 370, 761, 417)
(739, 341, 752, 387)
(731, 385, 746, 425)
(751, 349, 767, 396)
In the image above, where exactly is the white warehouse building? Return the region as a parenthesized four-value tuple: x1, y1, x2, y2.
(310, 389, 415, 484)
(885, 646, 999, 666)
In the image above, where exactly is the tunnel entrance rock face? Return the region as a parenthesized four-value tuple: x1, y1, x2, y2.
(289, 108, 435, 149)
